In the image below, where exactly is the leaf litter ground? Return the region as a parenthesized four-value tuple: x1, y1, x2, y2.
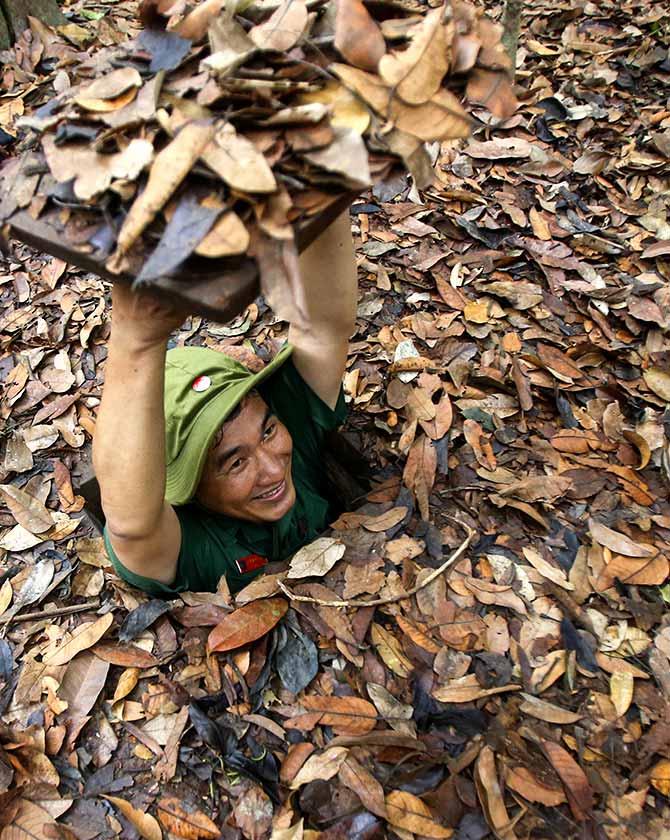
(1, 1, 670, 839)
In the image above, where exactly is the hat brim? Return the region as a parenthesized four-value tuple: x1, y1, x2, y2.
(165, 344, 293, 506)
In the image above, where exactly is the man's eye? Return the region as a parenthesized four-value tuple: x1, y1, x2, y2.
(263, 422, 276, 440)
(228, 458, 244, 473)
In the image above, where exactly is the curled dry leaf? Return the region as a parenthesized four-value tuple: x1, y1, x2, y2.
(334, 0, 386, 73)
(104, 796, 162, 840)
(475, 745, 517, 840)
(202, 123, 277, 193)
(207, 597, 288, 652)
(385, 790, 452, 838)
(378, 7, 450, 105)
(74, 67, 142, 107)
(109, 120, 216, 264)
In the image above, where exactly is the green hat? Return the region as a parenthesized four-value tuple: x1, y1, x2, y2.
(163, 343, 293, 506)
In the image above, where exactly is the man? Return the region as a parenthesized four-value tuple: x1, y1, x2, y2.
(93, 212, 358, 595)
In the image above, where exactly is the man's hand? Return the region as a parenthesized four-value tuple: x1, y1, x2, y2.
(111, 283, 188, 349)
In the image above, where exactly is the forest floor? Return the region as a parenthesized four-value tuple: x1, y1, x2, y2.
(1, 1, 670, 839)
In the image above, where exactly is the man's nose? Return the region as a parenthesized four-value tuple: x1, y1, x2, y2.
(256, 449, 285, 484)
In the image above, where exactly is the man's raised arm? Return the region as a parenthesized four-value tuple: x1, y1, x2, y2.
(92, 286, 183, 585)
(290, 211, 358, 409)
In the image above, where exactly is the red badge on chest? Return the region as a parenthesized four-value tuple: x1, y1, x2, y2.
(236, 554, 268, 575)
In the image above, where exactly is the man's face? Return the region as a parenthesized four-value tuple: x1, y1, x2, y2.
(196, 393, 296, 522)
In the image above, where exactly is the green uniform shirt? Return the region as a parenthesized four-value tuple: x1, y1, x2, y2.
(104, 357, 346, 595)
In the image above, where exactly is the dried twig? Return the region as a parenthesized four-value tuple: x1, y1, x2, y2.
(0, 599, 100, 624)
(278, 516, 475, 609)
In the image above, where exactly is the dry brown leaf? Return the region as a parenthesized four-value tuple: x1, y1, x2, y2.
(75, 67, 142, 107)
(519, 693, 583, 724)
(540, 739, 593, 820)
(156, 797, 218, 840)
(385, 790, 452, 838)
(104, 797, 162, 840)
(289, 746, 348, 789)
(371, 622, 413, 678)
(289, 695, 378, 736)
(43, 613, 114, 666)
(0, 484, 54, 534)
(650, 759, 670, 796)
(589, 519, 657, 558)
(202, 123, 277, 193)
(332, 63, 470, 141)
(403, 433, 437, 520)
(249, 0, 308, 52)
(109, 121, 215, 264)
(643, 367, 670, 401)
(287, 538, 346, 579)
(338, 755, 387, 818)
(195, 211, 249, 257)
(334, 0, 386, 72)
(475, 746, 517, 840)
(505, 766, 566, 807)
(279, 742, 315, 785)
(379, 8, 450, 105)
(208, 598, 288, 652)
(433, 675, 520, 703)
(610, 671, 634, 718)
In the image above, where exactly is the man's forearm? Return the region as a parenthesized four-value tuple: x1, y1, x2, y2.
(93, 330, 169, 539)
(296, 211, 358, 337)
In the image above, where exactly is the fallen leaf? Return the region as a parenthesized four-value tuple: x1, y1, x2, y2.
(0, 484, 54, 534)
(43, 614, 114, 666)
(289, 746, 348, 789)
(289, 695, 378, 735)
(589, 520, 657, 557)
(385, 790, 452, 838)
(207, 598, 287, 652)
(104, 797, 162, 840)
(156, 797, 219, 840)
(643, 367, 670, 401)
(249, 0, 308, 52)
(505, 766, 566, 807)
(287, 538, 346, 579)
(610, 671, 634, 718)
(475, 746, 517, 840)
(541, 739, 593, 820)
(519, 693, 583, 724)
(202, 122, 277, 193)
(75, 67, 142, 108)
(379, 8, 449, 105)
(334, 0, 385, 72)
(371, 622, 413, 678)
(338, 755, 387, 817)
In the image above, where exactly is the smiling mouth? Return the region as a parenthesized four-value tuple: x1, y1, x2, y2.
(254, 479, 287, 502)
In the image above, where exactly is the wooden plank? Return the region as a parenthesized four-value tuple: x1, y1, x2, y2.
(7, 192, 353, 322)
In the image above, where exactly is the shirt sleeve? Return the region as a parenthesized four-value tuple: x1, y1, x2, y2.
(260, 356, 347, 467)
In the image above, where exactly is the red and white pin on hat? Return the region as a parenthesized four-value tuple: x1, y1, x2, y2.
(191, 375, 211, 392)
